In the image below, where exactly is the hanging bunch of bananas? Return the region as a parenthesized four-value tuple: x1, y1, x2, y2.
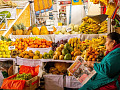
(0, 0, 17, 7)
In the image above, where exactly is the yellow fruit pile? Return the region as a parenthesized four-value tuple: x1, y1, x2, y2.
(99, 21, 107, 33)
(49, 62, 70, 75)
(19, 50, 42, 59)
(0, 40, 11, 58)
(68, 36, 106, 55)
(79, 17, 107, 34)
(81, 46, 106, 62)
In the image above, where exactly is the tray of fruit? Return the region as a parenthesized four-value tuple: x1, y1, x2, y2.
(26, 47, 52, 54)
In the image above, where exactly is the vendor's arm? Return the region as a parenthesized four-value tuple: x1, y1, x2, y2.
(94, 52, 120, 78)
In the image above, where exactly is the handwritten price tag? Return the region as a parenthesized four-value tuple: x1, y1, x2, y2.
(8, 46, 15, 50)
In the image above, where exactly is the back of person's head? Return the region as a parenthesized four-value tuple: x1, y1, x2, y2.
(107, 32, 120, 44)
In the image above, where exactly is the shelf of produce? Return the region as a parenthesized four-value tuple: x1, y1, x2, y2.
(41, 59, 74, 63)
(26, 47, 52, 54)
(16, 57, 42, 67)
(9, 34, 55, 42)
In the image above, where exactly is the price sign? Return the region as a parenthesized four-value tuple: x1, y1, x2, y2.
(8, 46, 15, 50)
(47, 26, 53, 31)
(66, 27, 72, 32)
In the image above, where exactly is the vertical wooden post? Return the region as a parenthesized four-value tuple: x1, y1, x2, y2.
(29, 0, 36, 26)
(107, 18, 111, 33)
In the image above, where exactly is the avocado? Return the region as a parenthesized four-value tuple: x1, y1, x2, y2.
(62, 49, 69, 55)
(64, 54, 72, 60)
(64, 43, 70, 49)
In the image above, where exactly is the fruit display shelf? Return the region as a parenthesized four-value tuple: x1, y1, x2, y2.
(9, 34, 55, 42)
(26, 47, 52, 54)
(0, 58, 16, 62)
(16, 57, 42, 67)
(41, 59, 75, 63)
(16, 57, 74, 67)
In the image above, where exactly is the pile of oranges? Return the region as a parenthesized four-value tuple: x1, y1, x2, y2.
(11, 38, 52, 52)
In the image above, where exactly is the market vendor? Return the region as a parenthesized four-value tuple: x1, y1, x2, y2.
(79, 32, 120, 90)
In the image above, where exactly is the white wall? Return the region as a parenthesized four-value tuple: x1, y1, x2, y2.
(87, 0, 101, 15)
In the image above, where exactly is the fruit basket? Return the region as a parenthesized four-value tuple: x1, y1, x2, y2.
(16, 57, 42, 67)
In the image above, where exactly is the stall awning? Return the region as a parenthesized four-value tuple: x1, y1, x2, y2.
(34, 0, 52, 11)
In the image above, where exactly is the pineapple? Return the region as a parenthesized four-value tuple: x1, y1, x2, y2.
(16, 23, 23, 35)
(12, 25, 18, 35)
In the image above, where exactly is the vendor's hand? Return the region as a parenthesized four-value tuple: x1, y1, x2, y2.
(84, 61, 95, 68)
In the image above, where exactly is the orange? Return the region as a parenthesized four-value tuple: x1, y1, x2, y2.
(46, 46, 49, 48)
(89, 55, 93, 58)
(39, 45, 42, 48)
(42, 45, 46, 48)
(42, 43, 45, 45)
(38, 42, 42, 45)
(35, 44, 38, 48)
(92, 58, 96, 61)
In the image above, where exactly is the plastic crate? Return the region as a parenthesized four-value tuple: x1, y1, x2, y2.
(44, 74, 64, 90)
(64, 76, 82, 89)
(17, 57, 42, 67)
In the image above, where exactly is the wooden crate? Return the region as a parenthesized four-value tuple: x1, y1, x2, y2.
(2, 75, 39, 90)
(24, 76, 39, 90)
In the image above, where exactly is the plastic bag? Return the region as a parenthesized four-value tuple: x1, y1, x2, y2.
(1, 74, 26, 90)
(19, 65, 39, 77)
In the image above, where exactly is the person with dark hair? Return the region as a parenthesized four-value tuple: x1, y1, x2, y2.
(79, 32, 120, 90)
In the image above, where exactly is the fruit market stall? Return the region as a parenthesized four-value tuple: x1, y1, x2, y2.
(0, 0, 120, 90)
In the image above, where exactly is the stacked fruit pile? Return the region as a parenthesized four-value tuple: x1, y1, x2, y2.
(79, 17, 107, 34)
(11, 37, 52, 52)
(0, 40, 11, 58)
(52, 39, 68, 51)
(99, 21, 108, 34)
(81, 46, 106, 62)
(12, 24, 57, 35)
(12, 73, 32, 80)
(42, 50, 54, 59)
(53, 43, 77, 60)
(49, 62, 70, 75)
(11, 50, 20, 58)
(12, 23, 29, 35)
(19, 50, 42, 59)
(54, 24, 81, 34)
